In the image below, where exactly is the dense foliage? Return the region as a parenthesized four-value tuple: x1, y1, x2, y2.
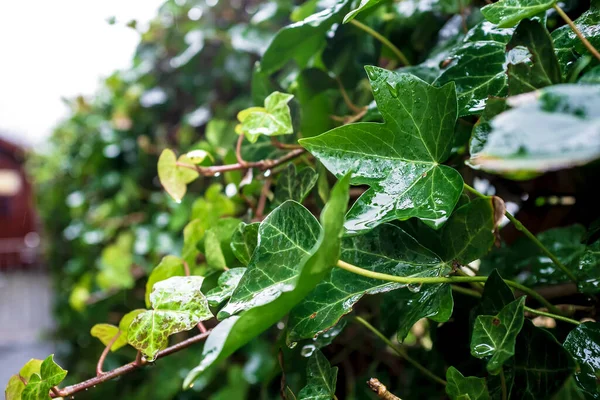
(8, 0, 600, 398)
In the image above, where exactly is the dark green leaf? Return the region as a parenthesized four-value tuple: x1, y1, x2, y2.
(471, 297, 525, 374)
(218, 201, 322, 319)
(470, 98, 508, 157)
(479, 270, 514, 315)
(301, 66, 462, 233)
(206, 268, 246, 307)
(274, 164, 318, 205)
(128, 276, 213, 360)
(580, 66, 600, 84)
(288, 223, 451, 342)
(435, 22, 514, 116)
(183, 174, 350, 387)
(298, 350, 338, 400)
(469, 85, 600, 175)
(230, 222, 259, 266)
(446, 366, 490, 400)
(577, 240, 600, 294)
(507, 19, 562, 95)
(261, 0, 350, 74)
(481, 0, 555, 28)
(564, 322, 600, 398)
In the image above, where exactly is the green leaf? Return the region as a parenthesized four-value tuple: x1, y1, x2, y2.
(145, 255, 186, 308)
(97, 232, 134, 291)
(20, 359, 43, 380)
(343, 0, 385, 23)
(580, 65, 600, 84)
(200, 218, 241, 270)
(90, 309, 144, 351)
(206, 268, 246, 307)
(274, 164, 318, 205)
(230, 222, 259, 266)
(507, 19, 562, 95)
(288, 223, 451, 342)
(236, 92, 294, 143)
(471, 297, 525, 374)
(298, 350, 338, 400)
(293, 69, 337, 138)
(478, 270, 515, 315)
(446, 366, 490, 400)
(435, 22, 514, 116)
(469, 85, 600, 175)
(158, 149, 199, 202)
(470, 98, 509, 157)
(183, 173, 350, 387)
(577, 240, 600, 294)
(564, 322, 600, 398)
(301, 66, 462, 233)
(204, 229, 228, 270)
(22, 355, 67, 400)
(218, 201, 322, 319)
(260, 0, 351, 74)
(441, 197, 496, 264)
(511, 321, 575, 398)
(5, 360, 44, 400)
(128, 276, 213, 360)
(481, 0, 555, 28)
(212, 366, 250, 400)
(552, 2, 600, 77)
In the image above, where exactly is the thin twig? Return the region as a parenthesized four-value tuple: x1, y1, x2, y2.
(50, 330, 212, 398)
(96, 332, 121, 376)
(182, 260, 190, 277)
(368, 378, 402, 399)
(335, 76, 363, 113)
(255, 177, 273, 220)
(271, 137, 304, 150)
(349, 20, 411, 66)
(499, 368, 508, 400)
(553, 4, 600, 62)
(235, 135, 249, 167)
(176, 148, 305, 177)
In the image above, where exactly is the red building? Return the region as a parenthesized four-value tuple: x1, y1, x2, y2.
(0, 136, 39, 268)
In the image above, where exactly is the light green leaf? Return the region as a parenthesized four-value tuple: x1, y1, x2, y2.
(471, 297, 525, 374)
(218, 201, 322, 319)
(274, 164, 318, 205)
(128, 276, 213, 360)
(90, 309, 145, 351)
(21, 355, 67, 400)
(301, 66, 462, 233)
(298, 350, 338, 400)
(435, 22, 514, 116)
(343, 0, 385, 23)
(19, 359, 43, 380)
(158, 149, 199, 202)
(469, 85, 600, 175)
(481, 0, 555, 28)
(97, 232, 134, 291)
(145, 255, 186, 308)
(236, 91, 294, 143)
(288, 223, 451, 342)
(446, 366, 490, 400)
(552, 1, 600, 77)
(564, 322, 600, 398)
(205, 229, 228, 270)
(5, 360, 43, 400)
(260, 0, 351, 74)
(506, 19, 562, 95)
(230, 222, 259, 266)
(206, 268, 246, 307)
(183, 173, 350, 387)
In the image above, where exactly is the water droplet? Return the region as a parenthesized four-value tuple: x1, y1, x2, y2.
(288, 341, 298, 349)
(366, 67, 378, 80)
(386, 81, 399, 98)
(300, 344, 316, 358)
(407, 283, 422, 293)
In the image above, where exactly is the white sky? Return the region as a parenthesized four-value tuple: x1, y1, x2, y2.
(0, 0, 164, 146)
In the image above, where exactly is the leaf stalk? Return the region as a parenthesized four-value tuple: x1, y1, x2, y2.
(553, 4, 600, 62)
(349, 20, 411, 66)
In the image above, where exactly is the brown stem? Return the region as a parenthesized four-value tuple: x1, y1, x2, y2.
(554, 4, 600, 62)
(197, 322, 208, 333)
(50, 330, 212, 398)
(368, 378, 402, 400)
(255, 177, 273, 220)
(270, 137, 303, 150)
(335, 76, 363, 113)
(50, 387, 62, 396)
(182, 260, 190, 277)
(176, 148, 305, 177)
(96, 332, 121, 376)
(235, 135, 249, 167)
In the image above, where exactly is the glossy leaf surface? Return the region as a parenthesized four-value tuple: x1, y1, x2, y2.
(446, 366, 490, 400)
(298, 350, 338, 400)
(564, 322, 600, 398)
(206, 268, 246, 307)
(274, 164, 318, 205)
(21, 355, 67, 400)
(481, 0, 555, 28)
(230, 222, 259, 266)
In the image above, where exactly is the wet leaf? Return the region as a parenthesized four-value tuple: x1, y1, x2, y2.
(435, 22, 514, 115)
(21, 355, 67, 400)
(507, 19, 562, 95)
(298, 350, 338, 400)
(580, 65, 600, 84)
(481, 0, 555, 28)
(563, 322, 600, 398)
(90, 309, 145, 351)
(470, 98, 509, 157)
(183, 174, 350, 387)
(478, 270, 514, 316)
(577, 240, 600, 294)
(302, 66, 462, 233)
(446, 366, 490, 400)
(236, 92, 294, 143)
(343, 0, 385, 22)
(128, 276, 213, 360)
(288, 223, 451, 342)
(469, 85, 600, 175)
(158, 149, 199, 202)
(145, 255, 186, 308)
(230, 222, 259, 266)
(552, 1, 600, 77)
(206, 268, 246, 307)
(218, 201, 322, 319)
(261, 0, 350, 74)
(274, 164, 318, 205)
(471, 297, 525, 374)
